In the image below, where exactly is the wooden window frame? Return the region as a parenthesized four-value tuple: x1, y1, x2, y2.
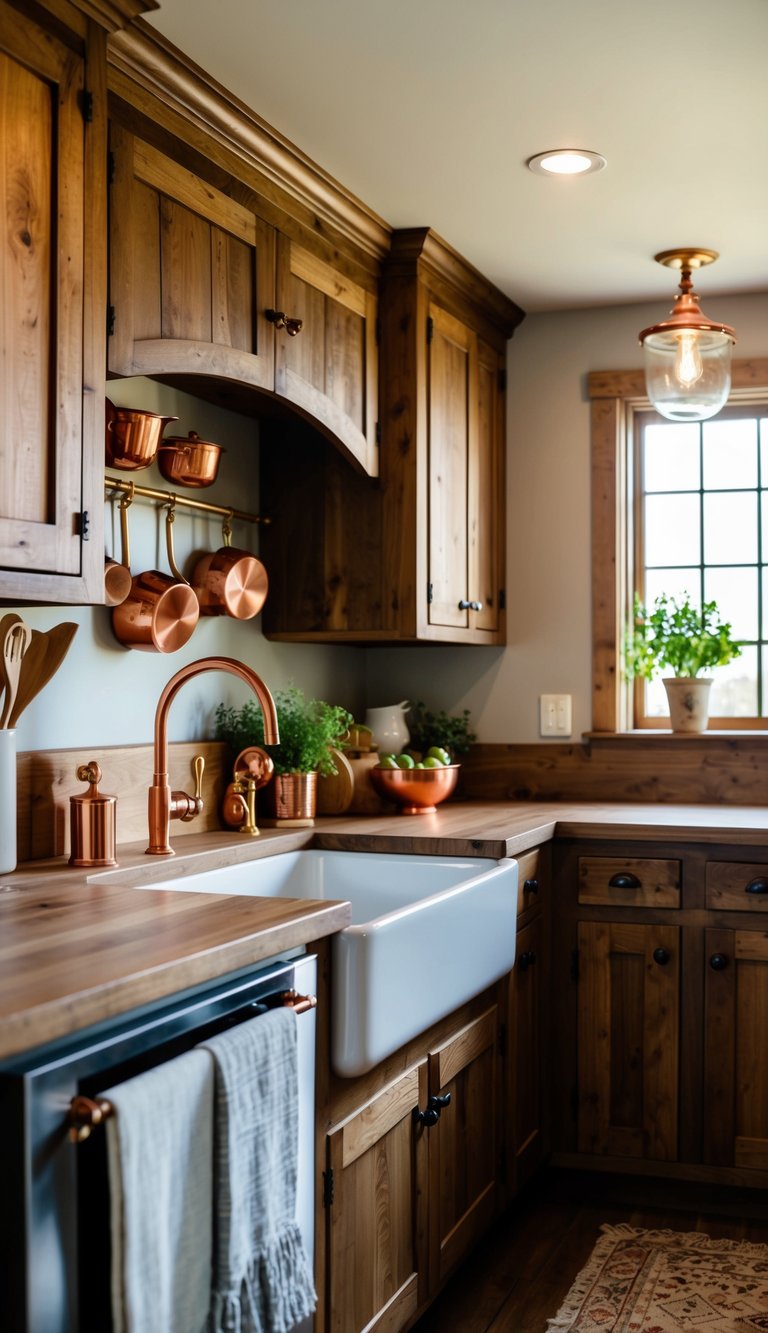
(589, 359, 768, 733)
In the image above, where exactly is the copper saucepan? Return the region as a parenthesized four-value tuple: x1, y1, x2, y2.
(104, 491, 134, 607)
(157, 431, 224, 488)
(105, 399, 179, 471)
(192, 515, 268, 620)
(111, 503, 199, 652)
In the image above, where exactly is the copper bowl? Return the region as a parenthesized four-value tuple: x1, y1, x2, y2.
(157, 432, 223, 488)
(368, 763, 459, 815)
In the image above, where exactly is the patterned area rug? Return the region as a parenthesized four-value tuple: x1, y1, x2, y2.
(548, 1224, 768, 1331)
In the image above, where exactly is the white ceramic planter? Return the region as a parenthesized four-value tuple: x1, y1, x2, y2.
(663, 677, 712, 733)
(0, 729, 16, 873)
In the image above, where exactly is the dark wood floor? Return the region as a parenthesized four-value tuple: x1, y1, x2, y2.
(411, 1169, 768, 1332)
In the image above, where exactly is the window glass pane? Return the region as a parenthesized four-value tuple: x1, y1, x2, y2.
(763, 567, 768, 641)
(704, 566, 758, 641)
(708, 647, 758, 717)
(644, 494, 700, 566)
(703, 418, 757, 489)
(644, 569, 700, 609)
(763, 645, 768, 716)
(760, 420, 768, 483)
(644, 423, 700, 492)
(703, 492, 758, 564)
(644, 675, 669, 720)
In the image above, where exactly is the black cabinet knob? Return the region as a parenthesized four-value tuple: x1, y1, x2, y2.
(709, 953, 729, 971)
(745, 878, 768, 896)
(413, 1091, 451, 1127)
(609, 872, 641, 889)
(518, 950, 538, 972)
(652, 947, 670, 966)
(524, 878, 539, 895)
(265, 308, 303, 336)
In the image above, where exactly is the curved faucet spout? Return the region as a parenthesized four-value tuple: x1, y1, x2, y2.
(147, 656, 279, 856)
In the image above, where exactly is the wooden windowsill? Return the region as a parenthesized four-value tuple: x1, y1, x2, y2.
(585, 730, 768, 743)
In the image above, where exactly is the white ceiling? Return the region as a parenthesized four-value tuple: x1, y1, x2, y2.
(145, 0, 768, 314)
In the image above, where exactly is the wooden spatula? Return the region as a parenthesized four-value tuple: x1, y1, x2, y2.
(8, 622, 78, 727)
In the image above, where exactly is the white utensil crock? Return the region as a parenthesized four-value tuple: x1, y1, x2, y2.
(364, 701, 410, 754)
(0, 729, 17, 873)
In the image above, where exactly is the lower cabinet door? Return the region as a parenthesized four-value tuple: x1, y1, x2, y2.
(326, 1062, 429, 1333)
(509, 915, 544, 1190)
(577, 920, 679, 1161)
(704, 927, 768, 1170)
(427, 1004, 500, 1286)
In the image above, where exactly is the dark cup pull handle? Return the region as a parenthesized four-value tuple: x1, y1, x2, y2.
(608, 872, 641, 890)
(413, 1091, 452, 1128)
(745, 878, 768, 896)
(265, 308, 303, 337)
(709, 953, 729, 971)
(653, 947, 670, 966)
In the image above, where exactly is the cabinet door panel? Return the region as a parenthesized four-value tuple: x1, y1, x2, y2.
(275, 236, 378, 476)
(470, 339, 503, 633)
(427, 304, 475, 630)
(429, 1005, 498, 1284)
(578, 921, 679, 1160)
(510, 916, 544, 1188)
(704, 927, 768, 1169)
(0, 20, 85, 580)
(327, 1064, 428, 1333)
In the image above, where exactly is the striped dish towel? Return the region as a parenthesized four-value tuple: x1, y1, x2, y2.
(102, 1047, 214, 1333)
(200, 1007, 316, 1333)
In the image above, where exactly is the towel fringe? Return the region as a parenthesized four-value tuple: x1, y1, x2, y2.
(210, 1223, 316, 1333)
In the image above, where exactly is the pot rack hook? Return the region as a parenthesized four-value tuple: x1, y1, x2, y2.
(164, 498, 188, 584)
(222, 508, 234, 547)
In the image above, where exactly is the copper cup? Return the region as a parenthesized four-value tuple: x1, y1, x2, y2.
(157, 432, 223, 488)
(105, 399, 179, 471)
(369, 763, 459, 814)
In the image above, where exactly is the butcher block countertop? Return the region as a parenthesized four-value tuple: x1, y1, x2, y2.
(3, 799, 768, 1061)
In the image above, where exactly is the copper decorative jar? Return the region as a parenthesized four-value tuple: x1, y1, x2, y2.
(262, 772, 317, 824)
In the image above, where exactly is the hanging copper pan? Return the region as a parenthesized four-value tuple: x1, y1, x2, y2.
(111, 503, 199, 652)
(104, 489, 134, 607)
(191, 515, 268, 620)
(157, 431, 223, 488)
(105, 399, 179, 471)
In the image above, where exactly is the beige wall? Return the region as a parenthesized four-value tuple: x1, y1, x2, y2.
(364, 291, 768, 743)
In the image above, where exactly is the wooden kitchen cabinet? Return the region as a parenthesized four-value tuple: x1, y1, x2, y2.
(506, 846, 549, 1194)
(0, 0, 112, 603)
(107, 108, 380, 475)
(322, 988, 504, 1331)
(261, 227, 523, 644)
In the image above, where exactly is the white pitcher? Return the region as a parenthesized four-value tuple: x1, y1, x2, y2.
(364, 700, 410, 754)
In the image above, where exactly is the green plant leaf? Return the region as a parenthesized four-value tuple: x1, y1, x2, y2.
(623, 593, 742, 680)
(215, 686, 353, 775)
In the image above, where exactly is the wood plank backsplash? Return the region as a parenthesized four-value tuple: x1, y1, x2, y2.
(16, 741, 228, 862)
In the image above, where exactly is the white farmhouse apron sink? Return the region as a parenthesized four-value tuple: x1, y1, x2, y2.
(130, 850, 519, 1076)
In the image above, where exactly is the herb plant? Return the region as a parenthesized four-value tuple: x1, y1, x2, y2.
(215, 686, 353, 776)
(406, 701, 476, 758)
(624, 593, 741, 680)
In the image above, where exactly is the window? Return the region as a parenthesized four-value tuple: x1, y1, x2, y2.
(589, 361, 768, 733)
(634, 407, 767, 727)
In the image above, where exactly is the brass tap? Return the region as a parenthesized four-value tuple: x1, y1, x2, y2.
(146, 657, 279, 856)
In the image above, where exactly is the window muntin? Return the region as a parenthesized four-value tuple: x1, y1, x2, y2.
(634, 408, 768, 726)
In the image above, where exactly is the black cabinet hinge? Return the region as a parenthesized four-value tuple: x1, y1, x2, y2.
(322, 1168, 334, 1207)
(499, 588, 506, 611)
(498, 366, 507, 393)
(427, 582, 433, 605)
(75, 510, 91, 541)
(82, 90, 93, 123)
(107, 305, 116, 337)
(375, 421, 381, 446)
(570, 948, 579, 983)
(426, 315, 434, 344)
(108, 150, 116, 186)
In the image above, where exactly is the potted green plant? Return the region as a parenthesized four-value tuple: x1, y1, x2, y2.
(406, 701, 476, 760)
(624, 593, 741, 732)
(215, 686, 353, 820)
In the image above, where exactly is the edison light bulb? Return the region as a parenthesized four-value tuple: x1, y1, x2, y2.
(674, 329, 703, 389)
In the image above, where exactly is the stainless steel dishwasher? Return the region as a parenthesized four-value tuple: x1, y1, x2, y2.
(0, 951, 317, 1333)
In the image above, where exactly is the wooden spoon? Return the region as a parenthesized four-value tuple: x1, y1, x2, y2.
(0, 613, 23, 724)
(0, 622, 32, 728)
(8, 622, 78, 727)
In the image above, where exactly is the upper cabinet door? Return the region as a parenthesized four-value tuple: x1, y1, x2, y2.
(0, 4, 104, 601)
(108, 126, 276, 391)
(274, 234, 379, 476)
(427, 304, 476, 631)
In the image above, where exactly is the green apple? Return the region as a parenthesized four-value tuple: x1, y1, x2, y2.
(377, 755, 398, 769)
(395, 753, 415, 769)
(422, 756, 442, 768)
(426, 746, 451, 765)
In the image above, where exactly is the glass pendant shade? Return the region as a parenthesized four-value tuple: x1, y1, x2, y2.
(639, 251, 736, 423)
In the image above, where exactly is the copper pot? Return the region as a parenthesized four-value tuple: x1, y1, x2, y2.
(111, 505, 199, 653)
(105, 399, 179, 471)
(192, 517, 268, 620)
(104, 491, 134, 607)
(157, 432, 223, 488)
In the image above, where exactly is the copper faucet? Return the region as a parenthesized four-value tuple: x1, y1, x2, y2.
(146, 656, 279, 855)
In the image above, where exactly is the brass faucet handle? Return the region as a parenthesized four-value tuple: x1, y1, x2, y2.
(193, 754, 205, 802)
(172, 754, 205, 824)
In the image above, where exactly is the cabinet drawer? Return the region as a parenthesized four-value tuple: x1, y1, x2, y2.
(707, 862, 768, 912)
(516, 848, 544, 916)
(578, 857, 681, 908)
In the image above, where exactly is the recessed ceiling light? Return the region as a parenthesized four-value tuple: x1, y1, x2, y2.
(527, 149, 606, 177)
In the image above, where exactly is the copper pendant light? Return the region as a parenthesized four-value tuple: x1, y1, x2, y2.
(638, 249, 736, 423)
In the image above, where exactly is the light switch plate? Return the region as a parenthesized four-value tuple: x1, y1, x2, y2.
(539, 693, 572, 737)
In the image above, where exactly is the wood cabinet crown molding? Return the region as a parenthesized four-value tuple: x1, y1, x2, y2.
(386, 227, 525, 341)
(74, 0, 158, 32)
(107, 19, 391, 262)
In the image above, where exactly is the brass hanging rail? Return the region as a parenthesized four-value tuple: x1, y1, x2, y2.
(104, 474, 271, 525)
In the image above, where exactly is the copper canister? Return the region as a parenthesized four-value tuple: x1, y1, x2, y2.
(69, 761, 118, 868)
